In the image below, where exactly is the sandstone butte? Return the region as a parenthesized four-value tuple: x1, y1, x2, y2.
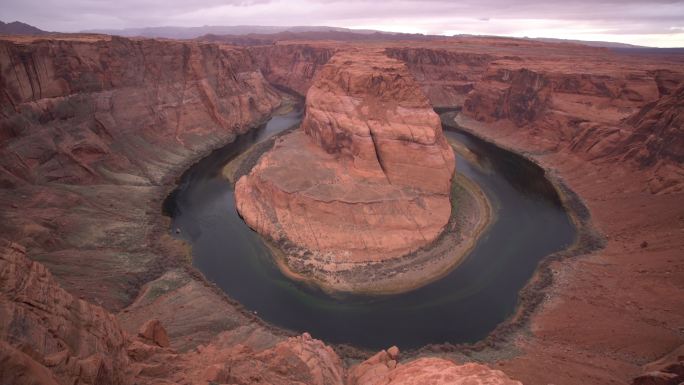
(0, 31, 683, 385)
(235, 49, 456, 293)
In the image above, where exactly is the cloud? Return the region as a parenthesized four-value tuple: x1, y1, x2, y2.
(2, 0, 683, 46)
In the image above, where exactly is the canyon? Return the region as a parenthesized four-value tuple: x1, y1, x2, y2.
(0, 30, 682, 385)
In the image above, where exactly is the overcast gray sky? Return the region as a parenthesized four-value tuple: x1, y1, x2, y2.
(3, 0, 684, 47)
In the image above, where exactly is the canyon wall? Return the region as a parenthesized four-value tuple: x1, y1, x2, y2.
(0, 35, 281, 185)
(459, 59, 684, 193)
(385, 47, 492, 107)
(247, 44, 336, 96)
(235, 49, 456, 293)
(0, 35, 281, 311)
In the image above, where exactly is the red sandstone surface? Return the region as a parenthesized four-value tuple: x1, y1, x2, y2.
(0, 32, 683, 385)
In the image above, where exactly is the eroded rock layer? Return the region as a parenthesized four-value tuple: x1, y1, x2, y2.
(235, 50, 455, 292)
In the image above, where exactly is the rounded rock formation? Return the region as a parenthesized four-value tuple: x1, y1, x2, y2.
(235, 50, 455, 293)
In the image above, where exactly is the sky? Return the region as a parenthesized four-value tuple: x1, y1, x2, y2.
(3, 0, 684, 47)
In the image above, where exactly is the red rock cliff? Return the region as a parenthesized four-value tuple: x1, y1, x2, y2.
(0, 35, 281, 185)
(0, 35, 282, 310)
(248, 44, 336, 96)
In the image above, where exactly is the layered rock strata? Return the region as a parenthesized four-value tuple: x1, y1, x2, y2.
(0, 35, 281, 311)
(248, 44, 336, 96)
(236, 50, 456, 293)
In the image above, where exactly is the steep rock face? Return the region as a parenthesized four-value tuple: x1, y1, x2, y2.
(0, 35, 281, 310)
(0, 239, 131, 385)
(465, 67, 551, 126)
(622, 84, 684, 167)
(0, 35, 281, 185)
(236, 50, 455, 292)
(463, 65, 659, 128)
(390, 44, 684, 174)
(461, 62, 670, 153)
(385, 47, 492, 107)
(619, 84, 684, 194)
(568, 81, 684, 178)
(248, 44, 336, 96)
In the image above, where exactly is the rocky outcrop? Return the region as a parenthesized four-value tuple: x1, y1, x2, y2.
(301, 51, 455, 194)
(137, 320, 170, 348)
(235, 50, 455, 293)
(622, 84, 684, 166)
(632, 344, 684, 385)
(0, 35, 281, 186)
(128, 331, 345, 385)
(619, 83, 684, 194)
(0, 239, 131, 385)
(0, 341, 61, 385)
(356, 359, 521, 385)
